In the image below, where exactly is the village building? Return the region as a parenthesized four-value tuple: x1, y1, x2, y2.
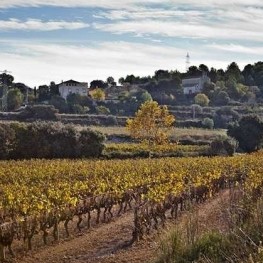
(58, 79, 88, 100)
(182, 72, 211, 95)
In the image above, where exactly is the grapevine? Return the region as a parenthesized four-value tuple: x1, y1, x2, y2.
(0, 152, 263, 260)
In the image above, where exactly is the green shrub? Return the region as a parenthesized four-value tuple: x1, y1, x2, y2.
(3, 121, 105, 159)
(213, 106, 240, 128)
(228, 115, 263, 153)
(0, 123, 16, 159)
(18, 105, 59, 121)
(78, 129, 105, 158)
(96, 105, 111, 115)
(185, 232, 231, 262)
(49, 95, 69, 113)
(202, 118, 214, 129)
(209, 136, 238, 156)
(7, 88, 24, 111)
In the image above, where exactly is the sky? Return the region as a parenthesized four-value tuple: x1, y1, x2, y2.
(0, 0, 263, 87)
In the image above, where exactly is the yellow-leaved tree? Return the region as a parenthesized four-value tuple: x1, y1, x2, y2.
(90, 88, 105, 101)
(126, 101, 175, 145)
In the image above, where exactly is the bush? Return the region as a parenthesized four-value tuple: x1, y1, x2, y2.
(96, 105, 111, 115)
(49, 95, 69, 113)
(78, 129, 105, 158)
(209, 136, 238, 156)
(194, 93, 210, 107)
(228, 115, 263, 153)
(213, 106, 240, 128)
(0, 123, 16, 159)
(17, 105, 60, 121)
(0, 122, 105, 159)
(7, 88, 24, 111)
(157, 230, 231, 263)
(186, 232, 231, 262)
(70, 104, 86, 114)
(213, 91, 230, 106)
(202, 117, 214, 129)
(191, 104, 203, 118)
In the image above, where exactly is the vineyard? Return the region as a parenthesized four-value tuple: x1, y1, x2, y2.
(104, 143, 209, 158)
(0, 153, 263, 261)
(105, 143, 208, 154)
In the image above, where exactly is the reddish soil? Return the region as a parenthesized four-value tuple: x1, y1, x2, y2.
(9, 190, 230, 263)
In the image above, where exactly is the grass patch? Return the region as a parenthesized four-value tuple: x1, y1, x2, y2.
(90, 126, 226, 145)
(155, 189, 263, 263)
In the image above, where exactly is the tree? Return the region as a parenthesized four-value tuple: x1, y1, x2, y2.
(154, 70, 171, 80)
(202, 118, 214, 129)
(138, 91, 152, 103)
(227, 115, 263, 153)
(118, 77, 125, 85)
(66, 93, 83, 106)
(90, 88, 105, 101)
(7, 88, 24, 111)
(225, 62, 243, 83)
(199, 64, 209, 73)
(50, 81, 59, 96)
(90, 80, 107, 89)
(106, 76, 115, 86)
(187, 66, 199, 76)
(194, 93, 210, 107)
(38, 85, 50, 101)
(50, 95, 69, 113)
(214, 91, 230, 106)
(126, 101, 175, 145)
(0, 73, 14, 86)
(191, 104, 202, 118)
(123, 74, 137, 84)
(213, 107, 240, 128)
(242, 64, 255, 86)
(209, 67, 218, 83)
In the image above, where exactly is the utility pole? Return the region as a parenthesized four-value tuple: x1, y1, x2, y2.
(0, 70, 11, 112)
(186, 52, 190, 72)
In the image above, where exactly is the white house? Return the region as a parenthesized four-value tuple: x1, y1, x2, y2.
(58, 79, 88, 100)
(182, 72, 210, 95)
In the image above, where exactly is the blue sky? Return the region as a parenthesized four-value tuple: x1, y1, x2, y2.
(0, 0, 263, 87)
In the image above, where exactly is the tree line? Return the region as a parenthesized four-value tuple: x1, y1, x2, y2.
(1, 61, 263, 113)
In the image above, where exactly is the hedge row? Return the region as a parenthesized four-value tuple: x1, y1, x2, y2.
(0, 122, 105, 159)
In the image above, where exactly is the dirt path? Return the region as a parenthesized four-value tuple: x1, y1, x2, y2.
(15, 190, 230, 263)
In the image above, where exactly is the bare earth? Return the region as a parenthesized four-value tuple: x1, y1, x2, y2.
(13, 191, 229, 263)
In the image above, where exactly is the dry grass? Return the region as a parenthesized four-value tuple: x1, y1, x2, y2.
(90, 126, 226, 138)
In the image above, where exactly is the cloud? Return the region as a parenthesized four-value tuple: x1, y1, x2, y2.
(0, 1, 261, 86)
(0, 41, 187, 86)
(0, 0, 160, 9)
(0, 40, 255, 87)
(1, 0, 263, 9)
(94, 19, 263, 42)
(95, 8, 204, 21)
(208, 43, 263, 55)
(0, 19, 89, 31)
